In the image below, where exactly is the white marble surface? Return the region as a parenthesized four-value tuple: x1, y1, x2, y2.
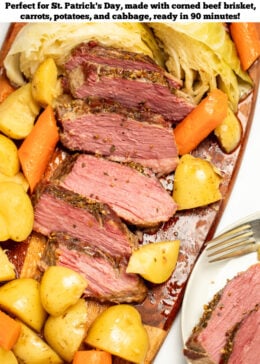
(1, 23, 260, 364)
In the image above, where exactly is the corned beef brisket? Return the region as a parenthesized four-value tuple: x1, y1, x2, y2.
(63, 41, 194, 123)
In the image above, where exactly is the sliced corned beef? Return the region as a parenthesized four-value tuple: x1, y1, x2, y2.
(52, 154, 177, 227)
(64, 42, 194, 123)
(221, 306, 260, 364)
(57, 98, 179, 176)
(33, 183, 137, 259)
(65, 41, 181, 89)
(41, 232, 148, 304)
(184, 263, 260, 364)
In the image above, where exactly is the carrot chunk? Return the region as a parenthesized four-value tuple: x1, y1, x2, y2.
(0, 73, 15, 103)
(174, 89, 228, 155)
(230, 22, 260, 70)
(0, 310, 21, 350)
(73, 350, 112, 364)
(18, 105, 59, 192)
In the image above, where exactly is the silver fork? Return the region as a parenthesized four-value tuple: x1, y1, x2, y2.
(206, 212, 260, 263)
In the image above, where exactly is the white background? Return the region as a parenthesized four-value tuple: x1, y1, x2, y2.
(1, 22, 260, 364)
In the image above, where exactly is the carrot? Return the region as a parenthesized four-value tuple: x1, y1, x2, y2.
(18, 105, 59, 192)
(0, 73, 15, 103)
(174, 89, 228, 155)
(230, 22, 260, 71)
(73, 350, 112, 364)
(0, 23, 26, 68)
(0, 310, 21, 350)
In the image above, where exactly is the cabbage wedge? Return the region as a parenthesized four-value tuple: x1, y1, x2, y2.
(149, 23, 253, 111)
(4, 22, 164, 86)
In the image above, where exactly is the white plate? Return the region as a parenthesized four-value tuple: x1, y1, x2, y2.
(181, 211, 260, 353)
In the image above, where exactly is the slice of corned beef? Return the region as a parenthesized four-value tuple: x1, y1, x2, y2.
(184, 263, 260, 364)
(56, 98, 179, 176)
(52, 154, 177, 227)
(65, 41, 181, 88)
(33, 183, 137, 259)
(221, 306, 260, 364)
(41, 232, 148, 304)
(63, 42, 194, 123)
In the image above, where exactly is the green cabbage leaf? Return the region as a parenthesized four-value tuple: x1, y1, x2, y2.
(149, 23, 253, 111)
(4, 22, 164, 86)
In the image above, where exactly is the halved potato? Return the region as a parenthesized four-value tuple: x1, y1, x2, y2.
(0, 83, 40, 139)
(0, 182, 34, 242)
(173, 154, 222, 210)
(0, 278, 47, 332)
(214, 107, 242, 153)
(0, 171, 29, 191)
(86, 304, 149, 364)
(31, 58, 61, 106)
(0, 247, 16, 282)
(0, 348, 18, 364)
(40, 266, 88, 316)
(0, 134, 20, 177)
(126, 240, 180, 284)
(44, 299, 88, 362)
(13, 321, 63, 364)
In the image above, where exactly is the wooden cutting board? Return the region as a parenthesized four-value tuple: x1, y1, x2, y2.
(1, 23, 260, 364)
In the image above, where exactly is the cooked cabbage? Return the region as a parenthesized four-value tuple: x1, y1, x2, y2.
(4, 22, 164, 86)
(149, 23, 253, 111)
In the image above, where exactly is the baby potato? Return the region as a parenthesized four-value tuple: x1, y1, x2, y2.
(0, 347, 18, 364)
(0, 134, 20, 177)
(0, 278, 47, 332)
(13, 321, 63, 364)
(40, 266, 88, 316)
(86, 304, 149, 364)
(44, 299, 88, 363)
(0, 182, 34, 242)
(173, 154, 222, 210)
(0, 83, 40, 139)
(32, 57, 61, 107)
(126, 240, 180, 284)
(0, 171, 29, 191)
(0, 246, 16, 282)
(0, 213, 9, 241)
(214, 107, 242, 153)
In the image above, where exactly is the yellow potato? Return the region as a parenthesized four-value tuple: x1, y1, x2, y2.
(126, 240, 180, 284)
(0, 134, 20, 177)
(0, 213, 9, 241)
(214, 107, 242, 153)
(31, 57, 61, 106)
(40, 266, 88, 316)
(86, 304, 149, 364)
(13, 321, 63, 364)
(173, 154, 222, 210)
(44, 299, 88, 362)
(0, 278, 47, 332)
(0, 348, 18, 364)
(0, 171, 29, 191)
(0, 246, 16, 282)
(0, 83, 40, 139)
(0, 182, 34, 242)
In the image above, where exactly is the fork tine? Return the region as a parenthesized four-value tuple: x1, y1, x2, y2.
(209, 242, 260, 263)
(206, 231, 254, 251)
(207, 223, 251, 245)
(207, 237, 255, 256)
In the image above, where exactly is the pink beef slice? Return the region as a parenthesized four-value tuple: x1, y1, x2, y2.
(56, 98, 179, 176)
(63, 41, 195, 123)
(222, 306, 260, 364)
(33, 183, 137, 259)
(42, 232, 148, 304)
(52, 153, 177, 227)
(184, 263, 260, 364)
